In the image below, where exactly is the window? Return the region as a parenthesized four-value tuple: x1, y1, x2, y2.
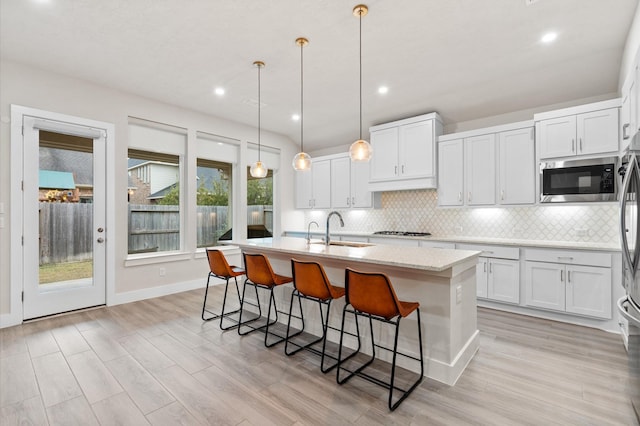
(196, 159, 232, 247)
(127, 120, 186, 255)
(247, 167, 273, 239)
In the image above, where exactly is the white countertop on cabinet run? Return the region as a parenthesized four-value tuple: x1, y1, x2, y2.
(227, 237, 480, 272)
(285, 230, 620, 251)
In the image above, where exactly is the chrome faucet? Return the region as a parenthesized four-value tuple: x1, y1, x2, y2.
(306, 221, 319, 244)
(325, 211, 344, 246)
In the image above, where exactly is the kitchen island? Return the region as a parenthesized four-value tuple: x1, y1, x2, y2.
(225, 237, 481, 385)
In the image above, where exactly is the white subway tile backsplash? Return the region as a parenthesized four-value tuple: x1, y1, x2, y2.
(304, 189, 618, 244)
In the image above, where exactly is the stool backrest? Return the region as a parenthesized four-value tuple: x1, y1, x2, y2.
(291, 259, 337, 300)
(207, 249, 233, 277)
(243, 253, 278, 285)
(344, 268, 402, 320)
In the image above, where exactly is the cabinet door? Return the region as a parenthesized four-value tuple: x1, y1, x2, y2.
(399, 120, 434, 179)
(576, 109, 619, 155)
(524, 261, 565, 311)
(351, 159, 373, 208)
(488, 259, 520, 304)
(565, 265, 612, 319)
(437, 139, 464, 206)
(370, 127, 399, 181)
(621, 73, 635, 150)
(476, 258, 488, 298)
(312, 160, 331, 209)
(464, 134, 496, 205)
(498, 128, 535, 205)
(295, 169, 313, 209)
(331, 156, 351, 209)
(539, 115, 576, 159)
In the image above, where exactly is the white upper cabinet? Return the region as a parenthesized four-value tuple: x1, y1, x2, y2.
(399, 120, 434, 179)
(437, 139, 464, 206)
(535, 99, 620, 160)
(464, 133, 496, 205)
(369, 127, 399, 181)
(621, 68, 636, 150)
(538, 115, 577, 158)
(498, 127, 535, 205)
(330, 155, 375, 209)
(438, 121, 534, 207)
(295, 159, 331, 209)
(577, 109, 619, 155)
(369, 112, 442, 192)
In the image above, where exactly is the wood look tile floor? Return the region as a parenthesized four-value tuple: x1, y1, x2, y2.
(1, 287, 637, 425)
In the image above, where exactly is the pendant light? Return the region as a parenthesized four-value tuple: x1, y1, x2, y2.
(349, 4, 372, 162)
(250, 60, 268, 178)
(292, 37, 312, 172)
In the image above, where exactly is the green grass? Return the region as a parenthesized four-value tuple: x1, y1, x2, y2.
(39, 260, 93, 284)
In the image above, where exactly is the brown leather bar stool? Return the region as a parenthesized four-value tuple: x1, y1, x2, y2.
(201, 249, 245, 330)
(336, 268, 424, 411)
(238, 252, 292, 347)
(285, 258, 346, 373)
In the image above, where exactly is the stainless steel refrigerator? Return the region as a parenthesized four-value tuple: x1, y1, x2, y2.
(618, 132, 640, 422)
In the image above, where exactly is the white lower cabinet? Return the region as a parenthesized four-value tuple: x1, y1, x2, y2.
(524, 248, 612, 319)
(458, 244, 520, 304)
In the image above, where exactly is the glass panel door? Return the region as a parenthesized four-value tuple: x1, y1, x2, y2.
(23, 119, 106, 319)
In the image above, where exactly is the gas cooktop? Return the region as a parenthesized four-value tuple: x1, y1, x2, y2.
(373, 231, 432, 237)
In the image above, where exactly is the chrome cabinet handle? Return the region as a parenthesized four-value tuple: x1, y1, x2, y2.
(468, 192, 471, 202)
(501, 189, 504, 201)
(97, 237, 104, 243)
(483, 262, 486, 273)
(489, 263, 492, 273)
(458, 192, 462, 202)
(560, 270, 564, 282)
(579, 138, 583, 152)
(394, 166, 398, 175)
(623, 123, 630, 140)
(347, 197, 350, 206)
(352, 197, 355, 206)
(572, 139, 575, 152)
(402, 165, 405, 174)
(568, 270, 571, 283)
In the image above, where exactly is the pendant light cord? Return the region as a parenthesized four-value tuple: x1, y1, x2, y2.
(358, 8, 363, 140)
(257, 64, 261, 162)
(300, 41, 304, 153)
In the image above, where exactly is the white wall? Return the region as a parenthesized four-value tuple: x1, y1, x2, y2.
(0, 60, 305, 319)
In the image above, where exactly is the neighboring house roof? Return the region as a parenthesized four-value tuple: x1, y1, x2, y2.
(148, 182, 177, 200)
(40, 147, 93, 186)
(40, 170, 75, 189)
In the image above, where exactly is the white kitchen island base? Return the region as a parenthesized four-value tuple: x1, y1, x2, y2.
(226, 238, 480, 386)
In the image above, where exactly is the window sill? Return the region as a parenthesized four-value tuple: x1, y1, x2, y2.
(124, 251, 192, 267)
(194, 244, 240, 259)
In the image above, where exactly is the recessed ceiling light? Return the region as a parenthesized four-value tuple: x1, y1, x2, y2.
(214, 87, 225, 96)
(541, 32, 557, 43)
(378, 86, 389, 94)
(291, 114, 300, 121)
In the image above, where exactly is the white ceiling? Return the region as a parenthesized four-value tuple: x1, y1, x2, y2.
(1, 0, 638, 152)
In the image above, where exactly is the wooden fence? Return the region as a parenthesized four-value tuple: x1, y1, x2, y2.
(38, 202, 272, 263)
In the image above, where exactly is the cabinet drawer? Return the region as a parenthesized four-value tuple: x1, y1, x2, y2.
(420, 240, 456, 249)
(524, 248, 611, 268)
(456, 244, 519, 260)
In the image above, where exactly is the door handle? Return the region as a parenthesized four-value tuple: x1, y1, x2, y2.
(347, 197, 350, 206)
(567, 270, 571, 283)
(560, 270, 564, 282)
(394, 166, 398, 175)
(97, 237, 104, 243)
(97, 227, 104, 233)
(579, 138, 583, 152)
(623, 123, 630, 140)
(571, 139, 575, 152)
(402, 165, 405, 174)
(458, 192, 462, 202)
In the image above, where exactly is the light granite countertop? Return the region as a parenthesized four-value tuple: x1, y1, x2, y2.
(224, 237, 481, 272)
(284, 230, 620, 251)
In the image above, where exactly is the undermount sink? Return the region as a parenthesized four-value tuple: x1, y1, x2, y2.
(310, 241, 373, 248)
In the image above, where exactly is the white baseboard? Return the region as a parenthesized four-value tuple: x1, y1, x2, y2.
(0, 312, 22, 329)
(110, 278, 223, 306)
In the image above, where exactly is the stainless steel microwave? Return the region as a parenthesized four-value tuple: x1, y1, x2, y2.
(540, 157, 617, 203)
